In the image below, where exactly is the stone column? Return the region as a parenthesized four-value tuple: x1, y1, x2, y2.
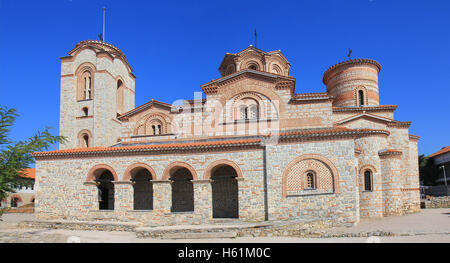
(112, 181, 134, 216)
(151, 180, 172, 225)
(82, 181, 99, 211)
(236, 177, 250, 220)
(380, 154, 403, 216)
(192, 179, 212, 224)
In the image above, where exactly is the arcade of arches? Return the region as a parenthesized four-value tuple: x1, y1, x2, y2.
(88, 161, 241, 219)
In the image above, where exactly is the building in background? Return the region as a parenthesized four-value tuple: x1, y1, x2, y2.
(428, 146, 450, 196)
(0, 168, 35, 209)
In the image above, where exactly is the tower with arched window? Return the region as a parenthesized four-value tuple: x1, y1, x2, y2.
(59, 40, 136, 149)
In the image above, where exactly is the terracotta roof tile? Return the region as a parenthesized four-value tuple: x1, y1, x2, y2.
(32, 139, 261, 157)
(429, 146, 450, 158)
(19, 168, 35, 179)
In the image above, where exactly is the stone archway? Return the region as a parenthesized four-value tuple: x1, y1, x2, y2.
(131, 168, 154, 210)
(169, 166, 194, 212)
(210, 164, 239, 218)
(97, 170, 115, 210)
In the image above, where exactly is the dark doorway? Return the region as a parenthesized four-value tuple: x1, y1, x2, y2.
(170, 167, 194, 212)
(132, 168, 153, 210)
(211, 165, 239, 218)
(11, 197, 19, 208)
(96, 170, 115, 210)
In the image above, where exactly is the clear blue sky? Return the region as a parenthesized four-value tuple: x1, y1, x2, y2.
(0, 0, 449, 156)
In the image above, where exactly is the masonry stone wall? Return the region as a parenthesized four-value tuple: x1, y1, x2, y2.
(35, 149, 267, 225)
(265, 139, 359, 226)
(356, 135, 387, 218)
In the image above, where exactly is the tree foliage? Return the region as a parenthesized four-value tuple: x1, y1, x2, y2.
(419, 154, 439, 186)
(0, 106, 66, 203)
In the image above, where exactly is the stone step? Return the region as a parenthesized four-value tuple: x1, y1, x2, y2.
(160, 231, 237, 239)
(210, 218, 242, 224)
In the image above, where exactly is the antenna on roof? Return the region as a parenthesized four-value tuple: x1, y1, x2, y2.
(98, 7, 106, 42)
(254, 28, 257, 48)
(102, 7, 106, 42)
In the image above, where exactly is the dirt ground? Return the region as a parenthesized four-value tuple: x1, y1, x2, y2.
(0, 208, 449, 243)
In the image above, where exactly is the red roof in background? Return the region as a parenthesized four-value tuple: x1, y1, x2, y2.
(429, 146, 450, 158)
(20, 168, 35, 179)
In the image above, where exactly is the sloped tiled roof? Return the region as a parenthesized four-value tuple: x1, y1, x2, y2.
(429, 146, 450, 158)
(19, 168, 35, 180)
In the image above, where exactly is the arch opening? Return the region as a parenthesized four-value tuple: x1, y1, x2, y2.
(169, 167, 194, 212)
(211, 164, 239, 218)
(95, 170, 115, 210)
(131, 168, 153, 210)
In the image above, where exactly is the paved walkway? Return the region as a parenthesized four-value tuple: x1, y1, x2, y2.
(0, 208, 449, 243)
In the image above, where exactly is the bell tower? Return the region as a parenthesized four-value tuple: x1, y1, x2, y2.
(59, 40, 136, 149)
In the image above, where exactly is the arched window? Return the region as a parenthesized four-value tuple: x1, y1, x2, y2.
(237, 98, 259, 121)
(78, 70, 94, 101)
(78, 130, 92, 148)
(82, 134, 89, 148)
(306, 172, 316, 189)
(240, 106, 248, 120)
(364, 170, 372, 191)
(116, 79, 125, 115)
(249, 104, 258, 120)
(247, 61, 259, 71)
(81, 72, 93, 100)
(76, 63, 96, 101)
(271, 64, 282, 75)
(358, 90, 365, 106)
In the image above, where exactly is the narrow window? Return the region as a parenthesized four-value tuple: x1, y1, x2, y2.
(82, 107, 89, 116)
(83, 134, 89, 148)
(364, 170, 372, 191)
(306, 172, 316, 189)
(249, 104, 258, 120)
(86, 77, 92, 99)
(358, 90, 365, 106)
(239, 106, 248, 120)
(152, 125, 156, 135)
(117, 79, 124, 115)
(157, 125, 162, 135)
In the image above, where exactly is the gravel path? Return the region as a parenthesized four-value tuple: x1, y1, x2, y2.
(0, 209, 449, 243)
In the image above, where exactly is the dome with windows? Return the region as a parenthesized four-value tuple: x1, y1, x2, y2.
(218, 45, 291, 77)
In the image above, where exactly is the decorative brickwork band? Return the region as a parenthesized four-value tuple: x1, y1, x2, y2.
(203, 159, 244, 179)
(162, 161, 198, 180)
(122, 162, 156, 181)
(86, 164, 118, 182)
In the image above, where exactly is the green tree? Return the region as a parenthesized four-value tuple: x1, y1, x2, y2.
(419, 154, 439, 186)
(0, 106, 66, 214)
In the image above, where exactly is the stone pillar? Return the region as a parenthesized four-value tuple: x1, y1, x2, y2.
(380, 153, 403, 216)
(192, 179, 212, 224)
(236, 177, 254, 220)
(82, 181, 99, 211)
(151, 180, 172, 225)
(112, 181, 134, 217)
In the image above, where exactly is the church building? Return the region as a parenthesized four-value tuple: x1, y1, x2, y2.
(32, 40, 421, 226)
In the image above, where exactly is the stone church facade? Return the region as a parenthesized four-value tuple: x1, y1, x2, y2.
(32, 40, 421, 226)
